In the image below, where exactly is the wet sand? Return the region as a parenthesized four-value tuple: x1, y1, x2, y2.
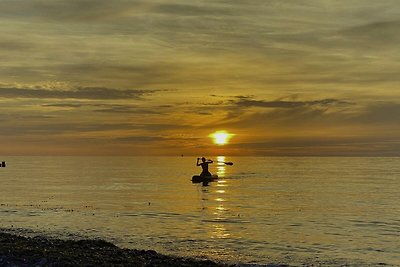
(0, 231, 235, 267)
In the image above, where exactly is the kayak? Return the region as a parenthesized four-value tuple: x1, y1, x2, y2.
(192, 175, 218, 183)
(191, 175, 218, 183)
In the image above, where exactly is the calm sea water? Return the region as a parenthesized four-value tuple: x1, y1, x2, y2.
(0, 156, 399, 266)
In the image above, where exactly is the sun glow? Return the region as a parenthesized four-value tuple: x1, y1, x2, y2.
(209, 131, 234, 145)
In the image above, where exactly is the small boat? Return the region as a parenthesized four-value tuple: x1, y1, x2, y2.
(191, 175, 218, 183)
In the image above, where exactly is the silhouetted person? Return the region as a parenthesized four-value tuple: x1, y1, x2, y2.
(197, 157, 213, 176)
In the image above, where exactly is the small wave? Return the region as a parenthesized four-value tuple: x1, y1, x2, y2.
(119, 211, 182, 219)
(0, 209, 18, 213)
(202, 218, 250, 224)
(237, 264, 288, 267)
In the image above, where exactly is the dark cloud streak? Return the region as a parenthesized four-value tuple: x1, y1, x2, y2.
(233, 97, 352, 109)
(0, 0, 145, 22)
(0, 86, 154, 100)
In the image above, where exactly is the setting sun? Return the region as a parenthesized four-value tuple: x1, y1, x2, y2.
(209, 131, 234, 145)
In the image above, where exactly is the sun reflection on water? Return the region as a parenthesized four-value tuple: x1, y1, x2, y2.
(196, 156, 234, 240)
(213, 161, 231, 238)
(216, 181, 227, 188)
(211, 224, 231, 239)
(216, 156, 226, 178)
(217, 156, 225, 164)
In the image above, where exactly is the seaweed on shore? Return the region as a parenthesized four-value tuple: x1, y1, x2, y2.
(0, 232, 232, 267)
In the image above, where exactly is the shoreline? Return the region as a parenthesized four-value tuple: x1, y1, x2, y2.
(0, 231, 238, 267)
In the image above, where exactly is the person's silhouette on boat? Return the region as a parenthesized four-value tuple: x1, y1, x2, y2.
(197, 157, 213, 176)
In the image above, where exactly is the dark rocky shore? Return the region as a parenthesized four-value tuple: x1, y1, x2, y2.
(0, 232, 233, 267)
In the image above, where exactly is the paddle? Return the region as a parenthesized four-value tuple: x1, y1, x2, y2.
(198, 157, 233, 166)
(217, 161, 234, 166)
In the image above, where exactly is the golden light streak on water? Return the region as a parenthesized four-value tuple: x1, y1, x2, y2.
(217, 156, 225, 164)
(216, 180, 227, 188)
(215, 206, 226, 211)
(212, 173, 229, 240)
(217, 167, 225, 177)
(216, 156, 226, 177)
(211, 224, 231, 239)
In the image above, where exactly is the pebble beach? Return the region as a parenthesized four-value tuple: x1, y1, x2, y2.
(0, 231, 237, 267)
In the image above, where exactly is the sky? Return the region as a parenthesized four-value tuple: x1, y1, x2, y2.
(0, 0, 399, 156)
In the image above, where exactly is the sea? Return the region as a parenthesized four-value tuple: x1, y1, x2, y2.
(0, 156, 399, 266)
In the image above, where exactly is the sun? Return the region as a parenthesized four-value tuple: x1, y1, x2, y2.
(209, 131, 234, 145)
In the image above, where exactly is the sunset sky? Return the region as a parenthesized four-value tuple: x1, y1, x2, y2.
(1, 0, 399, 156)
